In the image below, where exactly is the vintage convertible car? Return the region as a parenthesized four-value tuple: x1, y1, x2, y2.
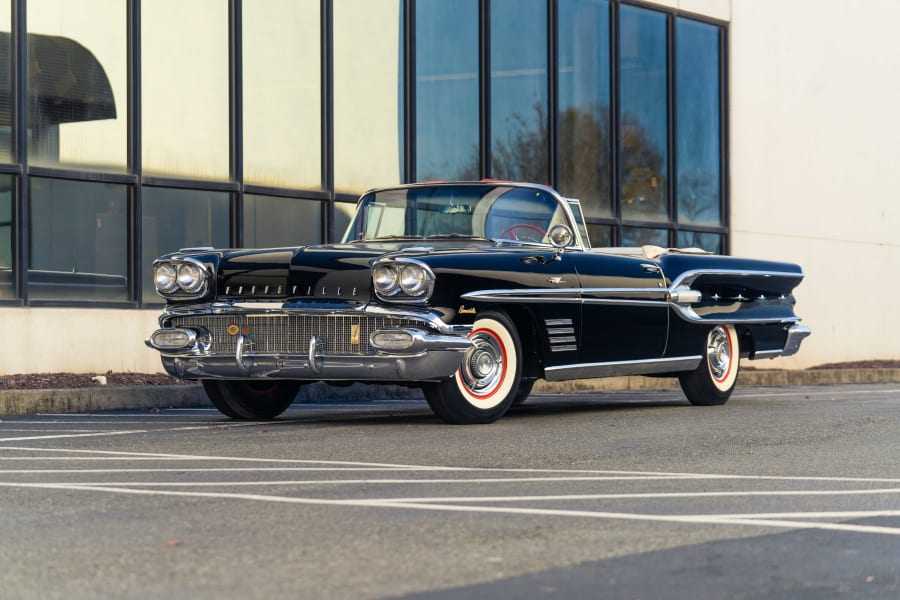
(146, 181, 810, 424)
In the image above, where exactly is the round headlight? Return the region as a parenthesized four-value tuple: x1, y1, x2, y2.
(372, 264, 400, 296)
(154, 263, 178, 294)
(176, 262, 206, 294)
(399, 264, 427, 296)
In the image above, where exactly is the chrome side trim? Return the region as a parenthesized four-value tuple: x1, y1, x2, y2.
(750, 349, 783, 360)
(668, 268, 805, 290)
(544, 356, 703, 381)
(545, 318, 573, 326)
(462, 287, 665, 305)
(461, 289, 582, 303)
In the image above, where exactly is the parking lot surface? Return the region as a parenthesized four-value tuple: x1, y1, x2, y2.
(1, 383, 899, 599)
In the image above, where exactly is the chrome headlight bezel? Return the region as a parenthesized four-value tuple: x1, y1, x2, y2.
(153, 257, 211, 299)
(372, 258, 435, 303)
(153, 262, 179, 294)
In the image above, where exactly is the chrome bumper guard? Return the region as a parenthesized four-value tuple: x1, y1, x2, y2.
(780, 324, 811, 357)
(749, 323, 812, 360)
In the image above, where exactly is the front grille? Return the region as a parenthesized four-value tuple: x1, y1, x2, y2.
(169, 314, 419, 356)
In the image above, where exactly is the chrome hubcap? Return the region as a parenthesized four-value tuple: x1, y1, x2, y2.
(461, 334, 504, 396)
(707, 326, 731, 381)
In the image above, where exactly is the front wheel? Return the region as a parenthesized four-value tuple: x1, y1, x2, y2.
(202, 380, 302, 419)
(423, 311, 522, 424)
(679, 325, 740, 406)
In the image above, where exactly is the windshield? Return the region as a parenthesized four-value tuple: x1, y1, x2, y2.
(342, 185, 574, 244)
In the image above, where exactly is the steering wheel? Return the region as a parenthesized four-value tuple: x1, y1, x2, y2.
(498, 223, 547, 242)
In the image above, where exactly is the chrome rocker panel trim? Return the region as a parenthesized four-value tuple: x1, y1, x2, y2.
(543, 356, 703, 382)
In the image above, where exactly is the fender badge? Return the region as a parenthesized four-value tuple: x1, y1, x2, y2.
(548, 276, 564, 285)
(458, 305, 477, 315)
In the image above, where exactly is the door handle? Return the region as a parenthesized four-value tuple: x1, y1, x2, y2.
(641, 264, 661, 274)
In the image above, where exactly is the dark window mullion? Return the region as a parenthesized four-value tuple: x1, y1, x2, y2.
(404, 0, 415, 183)
(479, 0, 490, 179)
(666, 12, 676, 248)
(13, 0, 27, 302)
(610, 0, 620, 245)
(321, 0, 334, 241)
(547, 0, 557, 190)
(229, 0, 243, 248)
(719, 25, 730, 255)
(128, 0, 142, 304)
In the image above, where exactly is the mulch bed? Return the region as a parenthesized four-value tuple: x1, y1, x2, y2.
(0, 372, 198, 390)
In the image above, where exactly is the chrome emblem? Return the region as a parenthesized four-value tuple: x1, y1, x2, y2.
(350, 324, 360, 345)
(458, 305, 477, 315)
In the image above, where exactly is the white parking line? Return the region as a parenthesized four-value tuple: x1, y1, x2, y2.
(0, 430, 147, 442)
(3, 444, 900, 537)
(3, 481, 899, 537)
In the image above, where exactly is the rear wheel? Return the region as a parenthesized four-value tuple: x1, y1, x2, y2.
(679, 325, 740, 406)
(202, 380, 302, 419)
(423, 311, 522, 424)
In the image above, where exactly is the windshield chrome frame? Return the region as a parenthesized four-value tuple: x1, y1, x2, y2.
(342, 181, 588, 250)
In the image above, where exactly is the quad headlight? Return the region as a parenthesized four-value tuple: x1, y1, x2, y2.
(153, 258, 210, 298)
(371, 258, 434, 302)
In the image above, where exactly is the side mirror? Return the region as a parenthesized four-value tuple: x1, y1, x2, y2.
(547, 224, 574, 260)
(548, 224, 574, 248)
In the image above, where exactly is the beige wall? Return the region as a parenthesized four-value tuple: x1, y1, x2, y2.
(729, 0, 900, 367)
(0, 308, 163, 375)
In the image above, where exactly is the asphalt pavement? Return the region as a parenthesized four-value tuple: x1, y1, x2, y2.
(1, 383, 899, 599)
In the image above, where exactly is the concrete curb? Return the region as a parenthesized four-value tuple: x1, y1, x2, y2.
(0, 368, 897, 417)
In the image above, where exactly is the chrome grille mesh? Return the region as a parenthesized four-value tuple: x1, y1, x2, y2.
(170, 314, 418, 356)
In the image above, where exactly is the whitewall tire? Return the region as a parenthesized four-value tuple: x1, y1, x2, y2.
(423, 311, 522, 424)
(679, 325, 740, 406)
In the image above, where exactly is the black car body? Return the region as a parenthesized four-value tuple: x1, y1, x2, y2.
(146, 182, 810, 423)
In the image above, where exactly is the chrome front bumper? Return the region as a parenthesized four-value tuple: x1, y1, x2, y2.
(146, 304, 473, 382)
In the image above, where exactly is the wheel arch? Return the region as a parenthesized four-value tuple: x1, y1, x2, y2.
(477, 303, 543, 379)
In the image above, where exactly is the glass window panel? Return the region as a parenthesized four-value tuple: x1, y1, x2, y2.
(558, 0, 612, 217)
(28, 178, 128, 301)
(244, 0, 321, 189)
(415, 0, 479, 181)
(141, 187, 229, 304)
(586, 223, 612, 247)
(333, 0, 403, 193)
(334, 201, 357, 243)
(243, 195, 322, 248)
(677, 230, 721, 254)
(619, 6, 668, 221)
(490, 0, 548, 183)
(142, 0, 229, 180)
(0, 1, 13, 162)
(27, 0, 127, 170)
(621, 226, 668, 248)
(676, 19, 721, 226)
(0, 175, 14, 298)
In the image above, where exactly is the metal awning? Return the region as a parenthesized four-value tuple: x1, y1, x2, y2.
(0, 31, 117, 126)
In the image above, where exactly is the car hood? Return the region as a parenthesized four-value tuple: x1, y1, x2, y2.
(213, 239, 501, 302)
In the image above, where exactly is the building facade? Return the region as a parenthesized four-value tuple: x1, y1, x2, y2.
(0, 0, 895, 374)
